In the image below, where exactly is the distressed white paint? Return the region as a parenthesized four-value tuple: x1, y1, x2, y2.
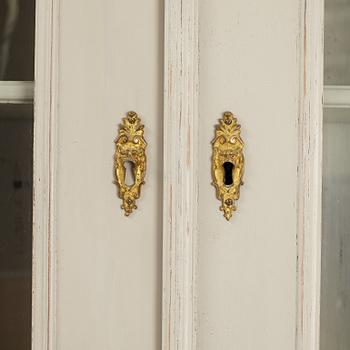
(296, 1, 324, 350)
(324, 85, 350, 108)
(31, 0, 325, 349)
(53, 1, 163, 349)
(162, 0, 324, 349)
(196, 0, 313, 349)
(162, 0, 199, 349)
(0, 81, 33, 104)
(32, 0, 59, 349)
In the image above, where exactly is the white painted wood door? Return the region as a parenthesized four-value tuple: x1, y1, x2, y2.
(34, 1, 164, 350)
(197, 0, 299, 347)
(33, 0, 323, 349)
(162, 1, 322, 350)
(53, 1, 163, 348)
(194, 1, 321, 350)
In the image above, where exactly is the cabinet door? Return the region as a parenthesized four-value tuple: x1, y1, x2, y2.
(43, 1, 164, 349)
(162, 1, 322, 350)
(197, 1, 300, 349)
(34, 0, 324, 350)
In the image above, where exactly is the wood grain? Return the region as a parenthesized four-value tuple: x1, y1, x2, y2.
(162, 0, 199, 349)
(32, 0, 59, 349)
(296, 0, 324, 349)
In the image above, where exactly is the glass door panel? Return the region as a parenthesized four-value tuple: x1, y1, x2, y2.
(0, 104, 33, 350)
(321, 1, 350, 349)
(0, 1, 35, 349)
(321, 109, 350, 349)
(324, 0, 350, 85)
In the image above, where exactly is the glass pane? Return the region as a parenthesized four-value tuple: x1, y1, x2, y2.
(0, 104, 33, 350)
(321, 109, 350, 350)
(324, 0, 350, 85)
(0, 0, 35, 81)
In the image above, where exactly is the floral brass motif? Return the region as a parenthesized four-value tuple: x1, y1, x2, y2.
(114, 111, 147, 216)
(212, 112, 245, 221)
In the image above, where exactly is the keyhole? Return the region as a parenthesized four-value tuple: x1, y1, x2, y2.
(124, 161, 135, 186)
(223, 162, 234, 186)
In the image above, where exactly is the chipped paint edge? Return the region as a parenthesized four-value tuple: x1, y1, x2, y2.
(162, 0, 199, 349)
(32, 0, 59, 349)
(296, 0, 324, 349)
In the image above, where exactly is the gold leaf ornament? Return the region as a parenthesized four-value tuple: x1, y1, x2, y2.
(212, 112, 245, 220)
(114, 111, 147, 216)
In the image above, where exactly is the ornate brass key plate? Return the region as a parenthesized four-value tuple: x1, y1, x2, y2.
(212, 112, 245, 221)
(114, 111, 147, 216)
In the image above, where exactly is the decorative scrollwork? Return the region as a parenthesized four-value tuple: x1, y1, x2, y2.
(114, 111, 147, 216)
(212, 111, 245, 221)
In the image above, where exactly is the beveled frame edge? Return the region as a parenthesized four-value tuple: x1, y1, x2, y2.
(296, 0, 324, 349)
(32, 0, 60, 349)
(162, 0, 199, 349)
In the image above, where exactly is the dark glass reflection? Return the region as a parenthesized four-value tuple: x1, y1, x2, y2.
(0, 104, 33, 350)
(0, 0, 35, 80)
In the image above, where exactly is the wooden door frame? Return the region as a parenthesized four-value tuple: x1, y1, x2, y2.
(32, 0, 59, 349)
(162, 0, 199, 350)
(162, 1, 324, 350)
(32, 0, 324, 349)
(296, 0, 324, 349)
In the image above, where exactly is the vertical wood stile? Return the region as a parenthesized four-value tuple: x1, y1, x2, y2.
(32, 0, 59, 349)
(162, 0, 199, 349)
(297, 0, 324, 349)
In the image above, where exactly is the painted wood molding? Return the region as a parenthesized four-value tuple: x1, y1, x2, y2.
(32, 0, 59, 349)
(296, 0, 324, 349)
(0, 81, 34, 103)
(162, 0, 199, 349)
(324, 85, 350, 108)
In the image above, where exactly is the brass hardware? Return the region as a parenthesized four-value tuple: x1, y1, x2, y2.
(114, 111, 147, 216)
(212, 112, 244, 221)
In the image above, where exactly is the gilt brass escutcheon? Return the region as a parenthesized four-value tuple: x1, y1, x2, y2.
(114, 111, 147, 216)
(212, 112, 245, 221)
